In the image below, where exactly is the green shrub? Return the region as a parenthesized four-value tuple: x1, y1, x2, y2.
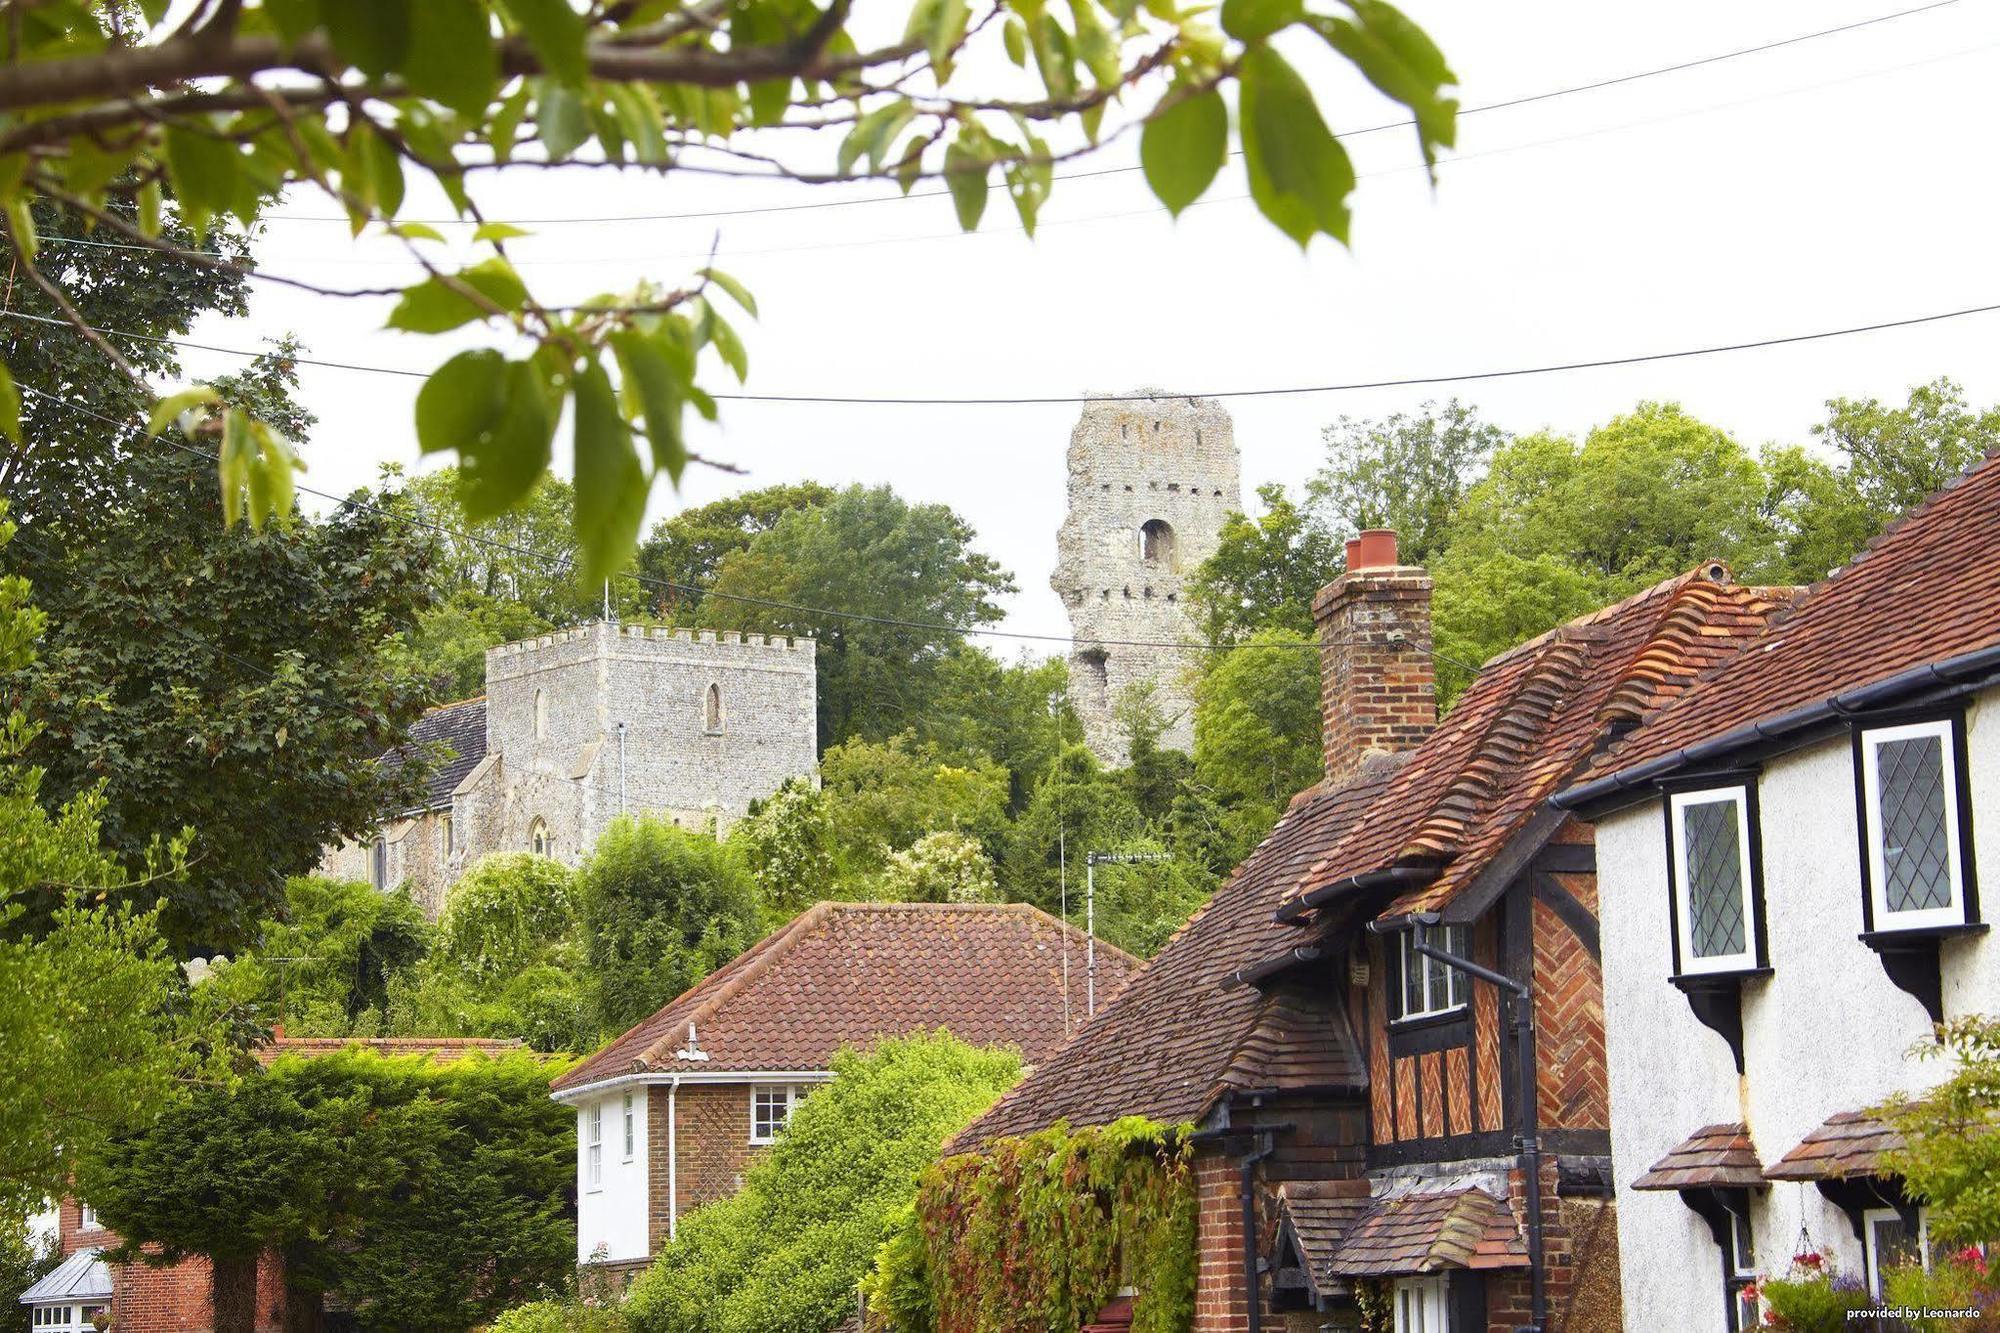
(1756, 1252, 1872, 1331)
(208, 875, 431, 1030)
(490, 1298, 632, 1332)
(1881, 1253, 2000, 1330)
(580, 817, 759, 1036)
(438, 853, 581, 981)
(624, 1032, 1020, 1333)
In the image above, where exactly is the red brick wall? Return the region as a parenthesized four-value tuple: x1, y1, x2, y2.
(1482, 1161, 1621, 1333)
(1192, 1152, 1249, 1333)
(58, 1197, 284, 1331)
(1533, 871, 1609, 1134)
(646, 1082, 772, 1247)
(1312, 567, 1436, 787)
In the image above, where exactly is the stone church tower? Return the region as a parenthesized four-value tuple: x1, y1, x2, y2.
(1052, 393, 1242, 766)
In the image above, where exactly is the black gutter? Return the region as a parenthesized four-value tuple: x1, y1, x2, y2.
(1219, 946, 1322, 991)
(1552, 643, 2000, 812)
(1271, 863, 1440, 925)
(1375, 915, 1549, 1333)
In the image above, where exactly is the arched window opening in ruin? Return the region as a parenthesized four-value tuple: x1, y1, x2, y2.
(705, 682, 724, 733)
(1140, 519, 1177, 567)
(530, 818, 550, 857)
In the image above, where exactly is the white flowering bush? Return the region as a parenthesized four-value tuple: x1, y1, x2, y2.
(877, 832, 1001, 905)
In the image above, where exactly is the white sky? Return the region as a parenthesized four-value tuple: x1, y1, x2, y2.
(173, 0, 2000, 651)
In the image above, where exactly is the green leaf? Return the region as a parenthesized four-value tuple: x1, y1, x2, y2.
(571, 361, 648, 585)
(606, 84, 669, 164)
(1066, 0, 1119, 88)
(322, 0, 411, 79)
(928, 0, 971, 78)
(348, 124, 405, 222)
(501, 0, 589, 87)
(1141, 86, 1226, 216)
(1308, 3, 1457, 165)
(146, 386, 221, 438)
(414, 349, 508, 456)
(943, 144, 988, 231)
(164, 124, 240, 233)
(535, 81, 590, 162)
(405, 0, 500, 116)
(137, 179, 162, 237)
(610, 330, 690, 482)
(698, 268, 758, 318)
(1239, 45, 1354, 247)
(490, 83, 533, 163)
(1003, 18, 1028, 66)
(1220, 0, 1300, 40)
(241, 419, 300, 531)
(385, 258, 529, 333)
(473, 222, 531, 242)
(3, 200, 35, 259)
(0, 362, 20, 445)
(388, 221, 449, 242)
(707, 312, 749, 383)
(456, 360, 555, 521)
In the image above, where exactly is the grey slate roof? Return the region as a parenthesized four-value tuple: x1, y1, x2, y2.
(19, 1247, 112, 1305)
(379, 696, 487, 814)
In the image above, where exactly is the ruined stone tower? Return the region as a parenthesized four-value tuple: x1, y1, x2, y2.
(1052, 393, 1242, 765)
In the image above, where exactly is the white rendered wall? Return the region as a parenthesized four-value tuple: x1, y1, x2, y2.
(1600, 691, 2000, 1332)
(575, 1090, 651, 1266)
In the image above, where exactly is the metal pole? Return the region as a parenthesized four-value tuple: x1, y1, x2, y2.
(1086, 855, 1096, 1017)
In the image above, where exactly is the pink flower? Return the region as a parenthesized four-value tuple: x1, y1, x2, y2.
(1795, 1251, 1824, 1271)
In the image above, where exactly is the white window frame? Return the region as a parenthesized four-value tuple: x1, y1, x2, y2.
(1862, 1205, 1930, 1299)
(749, 1084, 799, 1145)
(79, 1203, 98, 1230)
(1860, 720, 1967, 931)
(1668, 787, 1760, 975)
(622, 1092, 635, 1161)
(1726, 1207, 1758, 1331)
(1391, 1274, 1448, 1333)
(1394, 926, 1468, 1023)
(585, 1102, 604, 1191)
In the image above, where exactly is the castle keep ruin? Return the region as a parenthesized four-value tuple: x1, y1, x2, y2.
(1052, 394, 1242, 765)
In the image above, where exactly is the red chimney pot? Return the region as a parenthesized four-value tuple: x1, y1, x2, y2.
(1353, 528, 1399, 570)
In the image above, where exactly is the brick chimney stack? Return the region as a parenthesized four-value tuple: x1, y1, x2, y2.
(1312, 529, 1436, 787)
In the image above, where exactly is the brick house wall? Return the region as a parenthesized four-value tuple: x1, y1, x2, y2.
(57, 1198, 285, 1332)
(1193, 1151, 1250, 1333)
(644, 1082, 777, 1248)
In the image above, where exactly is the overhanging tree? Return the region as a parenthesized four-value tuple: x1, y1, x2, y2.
(0, 1, 1458, 573)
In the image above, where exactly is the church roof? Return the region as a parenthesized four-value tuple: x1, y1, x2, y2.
(376, 695, 487, 815)
(552, 902, 1139, 1094)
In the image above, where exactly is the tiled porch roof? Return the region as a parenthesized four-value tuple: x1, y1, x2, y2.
(1765, 1111, 1906, 1183)
(1631, 1122, 1767, 1191)
(1322, 1183, 1529, 1278)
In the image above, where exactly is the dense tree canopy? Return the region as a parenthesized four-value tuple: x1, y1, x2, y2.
(208, 875, 431, 1030)
(633, 483, 837, 621)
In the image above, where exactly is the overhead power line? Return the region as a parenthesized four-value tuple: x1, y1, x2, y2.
(259, 0, 1962, 228)
(6, 296, 2000, 406)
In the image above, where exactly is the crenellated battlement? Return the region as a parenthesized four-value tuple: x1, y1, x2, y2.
(485, 620, 816, 677)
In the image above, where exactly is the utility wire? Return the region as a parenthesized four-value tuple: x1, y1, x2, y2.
(257, 0, 1964, 228)
(7, 295, 2000, 406)
(13, 381, 1319, 654)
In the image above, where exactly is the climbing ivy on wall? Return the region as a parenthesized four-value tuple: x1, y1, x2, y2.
(862, 1117, 1198, 1333)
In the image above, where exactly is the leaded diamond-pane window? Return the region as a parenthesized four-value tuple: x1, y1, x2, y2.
(1684, 801, 1747, 959)
(1670, 788, 1757, 974)
(1862, 720, 1967, 929)
(1878, 735, 1951, 914)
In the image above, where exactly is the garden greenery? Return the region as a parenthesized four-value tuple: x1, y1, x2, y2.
(863, 1116, 1198, 1333)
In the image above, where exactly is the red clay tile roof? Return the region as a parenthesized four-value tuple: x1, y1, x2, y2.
(1285, 570, 1789, 921)
(552, 902, 1137, 1093)
(1323, 1184, 1528, 1277)
(256, 1035, 528, 1066)
(1279, 1181, 1373, 1296)
(1631, 1123, 1766, 1190)
(1581, 450, 2000, 784)
(949, 762, 1399, 1148)
(1764, 1111, 1906, 1182)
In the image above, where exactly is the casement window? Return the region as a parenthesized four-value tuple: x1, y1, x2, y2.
(750, 1084, 802, 1144)
(31, 1308, 77, 1329)
(585, 1102, 604, 1190)
(1394, 925, 1468, 1022)
(622, 1092, 636, 1161)
(79, 1204, 98, 1230)
(1667, 787, 1762, 975)
(1862, 1206, 1930, 1299)
(1391, 1275, 1448, 1332)
(1725, 1206, 1758, 1331)
(1858, 719, 1972, 931)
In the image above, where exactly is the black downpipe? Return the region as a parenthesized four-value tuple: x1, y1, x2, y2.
(1240, 1130, 1277, 1333)
(1402, 919, 1549, 1333)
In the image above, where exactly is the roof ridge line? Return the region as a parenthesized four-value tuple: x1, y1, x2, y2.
(1480, 566, 1711, 672)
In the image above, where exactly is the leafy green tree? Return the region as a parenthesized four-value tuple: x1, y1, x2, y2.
(1310, 399, 1504, 565)
(1768, 379, 2000, 582)
(622, 1033, 1020, 1333)
(0, 515, 228, 1220)
(0, 3, 1458, 577)
(400, 587, 552, 700)
(208, 876, 432, 1032)
(918, 647, 1071, 813)
(876, 832, 1002, 904)
(820, 732, 1012, 876)
(699, 486, 1015, 747)
(1002, 743, 1147, 916)
(1882, 1016, 2000, 1247)
(580, 817, 760, 1036)
(1088, 838, 1217, 958)
(633, 483, 836, 620)
(5, 352, 437, 956)
(0, 1215, 61, 1333)
(1192, 629, 1323, 846)
(436, 853, 582, 982)
(731, 777, 840, 921)
(1117, 683, 1197, 824)
(81, 1048, 575, 1333)
(1186, 482, 1343, 642)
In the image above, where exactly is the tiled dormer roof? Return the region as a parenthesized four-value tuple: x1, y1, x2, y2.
(1282, 569, 1788, 922)
(375, 695, 487, 815)
(552, 902, 1138, 1094)
(1569, 449, 2000, 795)
(1631, 1122, 1767, 1190)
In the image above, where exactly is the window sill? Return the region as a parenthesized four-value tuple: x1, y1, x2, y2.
(1387, 1007, 1469, 1032)
(1859, 923, 1988, 945)
(1669, 968, 1772, 993)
